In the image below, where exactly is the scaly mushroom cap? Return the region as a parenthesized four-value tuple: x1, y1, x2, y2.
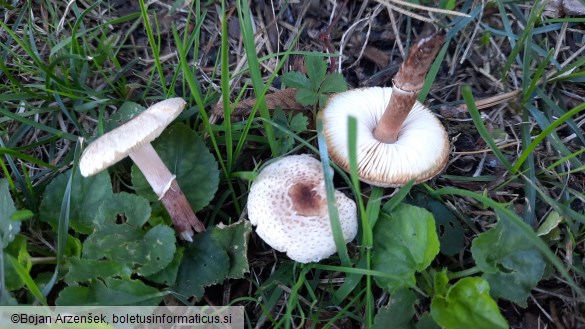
(79, 98, 186, 177)
(247, 154, 358, 263)
(321, 87, 449, 187)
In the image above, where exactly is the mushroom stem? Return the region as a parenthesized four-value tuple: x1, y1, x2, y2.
(129, 143, 205, 241)
(373, 32, 445, 144)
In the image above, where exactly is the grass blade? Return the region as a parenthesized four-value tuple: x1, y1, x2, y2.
(317, 118, 351, 267)
(461, 85, 514, 172)
(237, 0, 276, 155)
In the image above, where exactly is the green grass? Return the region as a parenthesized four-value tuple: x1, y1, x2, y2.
(1, 0, 584, 327)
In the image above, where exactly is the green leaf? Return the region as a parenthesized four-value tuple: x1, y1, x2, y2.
(430, 277, 508, 329)
(65, 235, 83, 258)
(289, 113, 308, 133)
(281, 71, 311, 89)
(171, 221, 250, 298)
(295, 88, 319, 106)
(65, 259, 132, 284)
(131, 123, 219, 212)
(372, 289, 417, 329)
(440, 0, 456, 10)
(103, 101, 146, 133)
(433, 270, 449, 296)
(10, 210, 33, 222)
(0, 290, 17, 306)
(145, 247, 184, 285)
(173, 229, 230, 298)
(318, 94, 330, 109)
(211, 220, 252, 279)
(471, 217, 546, 307)
(272, 109, 308, 155)
(0, 0, 15, 10)
(7, 254, 46, 305)
(272, 107, 288, 133)
(305, 55, 327, 89)
(408, 193, 465, 256)
(0, 178, 19, 247)
(536, 211, 562, 236)
(372, 203, 440, 292)
(40, 169, 112, 234)
(319, 72, 348, 94)
(102, 192, 152, 227)
(3, 235, 30, 291)
(415, 313, 440, 329)
(56, 277, 164, 305)
(83, 224, 176, 277)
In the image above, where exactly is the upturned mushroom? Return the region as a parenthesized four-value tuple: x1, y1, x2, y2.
(79, 97, 205, 241)
(247, 154, 357, 263)
(320, 32, 449, 187)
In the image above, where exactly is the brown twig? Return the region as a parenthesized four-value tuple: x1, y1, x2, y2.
(318, 0, 349, 72)
(209, 88, 308, 124)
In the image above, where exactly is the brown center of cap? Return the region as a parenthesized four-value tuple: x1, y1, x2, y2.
(288, 182, 327, 217)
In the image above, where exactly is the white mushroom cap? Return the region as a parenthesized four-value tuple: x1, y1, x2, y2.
(321, 87, 449, 187)
(247, 154, 358, 263)
(79, 97, 186, 177)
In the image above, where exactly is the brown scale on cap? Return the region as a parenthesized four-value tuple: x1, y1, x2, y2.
(288, 182, 327, 217)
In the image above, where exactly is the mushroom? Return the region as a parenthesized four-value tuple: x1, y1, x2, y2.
(247, 154, 357, 263)
(79, 97, 205, 241)
(320, 32, 449, 187)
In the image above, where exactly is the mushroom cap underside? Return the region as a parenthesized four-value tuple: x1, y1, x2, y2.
(79, 97, 186, 177)
(321, 87, 449, 187)
(247, 154, 358, 263)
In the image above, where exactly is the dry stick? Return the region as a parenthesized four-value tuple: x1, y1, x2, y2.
(319, 0, 349, 72)
(210, 88, 307, 123)
(373, 32, 445, 143)
(458, 89, 521, 111)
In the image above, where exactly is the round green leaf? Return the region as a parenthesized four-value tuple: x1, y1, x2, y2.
(103, 101, 146, 133)
(373, 289, 418, 329)
(211, 220, 252, 279)
(0, 178, 20, 247)
(173, 230, 230, 298)
(40, 169, 112, 234)
(65, 258, 132, 284)
(409, 193, 465, 256)
(102, 192, 152, 227)
(83, 224, 176, 277)
(471, 218, 545, 307)
(430, 277, 508, 329)
(372, 203, 440, 292)
(3, 235, 30, 291)
(145, 247, 184, 285)
(56, 277, 164, 306)
(131, 123, 219, 212)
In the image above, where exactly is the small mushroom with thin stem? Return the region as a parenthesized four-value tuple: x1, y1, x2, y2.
(321, 32, 449, 187)
(79, 98, 205, 241)
(247, 154, 358, 263)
